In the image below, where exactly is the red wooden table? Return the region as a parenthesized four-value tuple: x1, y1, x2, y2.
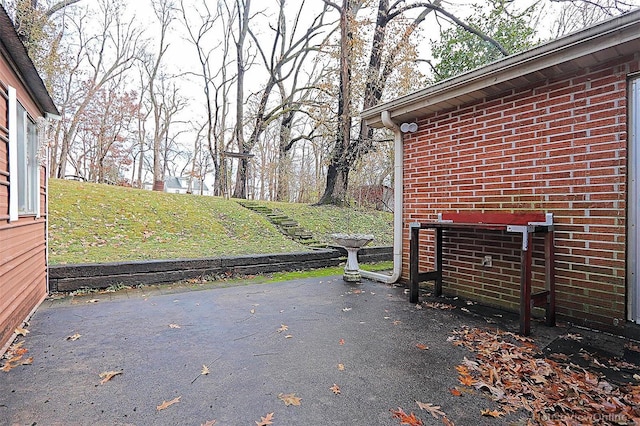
(409, 212, 555, 335)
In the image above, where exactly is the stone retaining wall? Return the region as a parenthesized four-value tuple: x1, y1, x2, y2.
(49, 247, 392, 292)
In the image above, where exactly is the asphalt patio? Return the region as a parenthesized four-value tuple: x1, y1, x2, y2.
(1, 276, 639, 425)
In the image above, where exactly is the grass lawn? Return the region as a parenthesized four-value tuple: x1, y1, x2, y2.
(48, 179, 393, 265)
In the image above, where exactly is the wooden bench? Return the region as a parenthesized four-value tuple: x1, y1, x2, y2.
(409, 212, 555, 335)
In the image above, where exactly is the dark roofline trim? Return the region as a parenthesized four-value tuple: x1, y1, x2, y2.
(0, 4, 59, 116)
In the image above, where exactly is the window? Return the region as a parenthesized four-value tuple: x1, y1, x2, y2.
(8, 86, 40, 220)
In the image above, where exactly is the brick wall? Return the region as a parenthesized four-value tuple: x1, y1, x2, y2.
(402, 54, 640, 331)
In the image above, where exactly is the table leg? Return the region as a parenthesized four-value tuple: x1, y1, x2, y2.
(435, 228, 443, 296)
(410, 226, 420, 304)
(520, 233, 533, 335)
(545, 230, 556, 327)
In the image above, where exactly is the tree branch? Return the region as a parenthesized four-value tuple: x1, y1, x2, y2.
(392, 1, 510, 56)
(45, 0, 83, 17)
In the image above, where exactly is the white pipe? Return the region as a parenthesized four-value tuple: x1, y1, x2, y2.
(359, 110, 403, 283)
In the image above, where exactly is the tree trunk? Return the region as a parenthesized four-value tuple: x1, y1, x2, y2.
(231, 0, 251, 199)
(318, 0, 353, 205)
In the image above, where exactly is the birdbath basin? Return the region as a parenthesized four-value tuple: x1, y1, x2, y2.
(331, 233, 374, 282)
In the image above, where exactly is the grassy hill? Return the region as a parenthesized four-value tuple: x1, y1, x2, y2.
(48, 179, 393, 265)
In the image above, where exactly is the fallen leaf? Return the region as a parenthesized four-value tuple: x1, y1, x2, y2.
(21, 357, 33, 365)
(455, 365, 469, 376)
(548, 353, 570, 361)
(285, 334, 293, 339)
(423, 302, 456, 310)
(352, 289, 362, 294)
(157, 396, 181, 411)
(458, 375, 475, 386)
(416, 401, 445, 419)
(15, 327, 29, 336)
(330, 384, 341, 394)
(393, 320, 402, 325)
(278, 393, 302, 406)
(277, 324, 288, 333)
(449, 388, 462, 396)
(415, 343, 429, 350)
(339, 339, 345, 345)
(99, 370, 122, 384)
(201, 420, 217, 426)
(560, 333, 582, 341)
(66, 333, 82, 341)
(390, 407, 423, 425)
(473, 381, 505, 399)
(0, 342, 30, 372)
(201, 365, 209, 375)
(250, 309, 255, 314)
(529, 374, 547, 384)
(255, 412, 274, 426)
(169, 324, 181, 329)
(442, 416, 455, 426)
(338, 363, 345, 371)
(480, 409, 504, 418)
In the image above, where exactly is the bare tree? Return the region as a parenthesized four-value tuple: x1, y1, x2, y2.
(317, 0, 362, 205)
(68, 77, 138, 183)
(51, 0, 143, 179)
(549, 0, 638, 37)
(318, 0, 523, 205)
(231, 0, 332, 199)
(141, 0, 177, 190)
(226, 0, 252, 199)
(180, 0, 236, 196)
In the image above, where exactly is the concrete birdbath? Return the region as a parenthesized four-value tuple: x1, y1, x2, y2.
(331, 233, 374, 282)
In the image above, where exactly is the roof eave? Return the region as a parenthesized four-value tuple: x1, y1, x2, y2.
(362, 9, 640, 128)
(0, 5, 59, 116)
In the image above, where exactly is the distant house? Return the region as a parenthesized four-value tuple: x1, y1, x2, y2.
(351, 184, 394, 212)
(0, 5, 59, 353)
(163, 176, 211, 196)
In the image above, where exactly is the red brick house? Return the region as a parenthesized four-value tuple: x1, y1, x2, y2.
(361, 10, 640, 335)
(0, 5, 59, 353)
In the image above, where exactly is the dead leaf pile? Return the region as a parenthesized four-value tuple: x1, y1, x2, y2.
(449, 326, 640, 424)
(1, 341, 33, 372)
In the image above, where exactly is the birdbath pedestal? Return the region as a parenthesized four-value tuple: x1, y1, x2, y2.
(331, 233, 374, 282)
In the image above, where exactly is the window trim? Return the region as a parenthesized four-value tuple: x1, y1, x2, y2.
(8, 85, 41, 222)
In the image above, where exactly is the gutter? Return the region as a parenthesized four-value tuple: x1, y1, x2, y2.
(359, 110, 403, 284)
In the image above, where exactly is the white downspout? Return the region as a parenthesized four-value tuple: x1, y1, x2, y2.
(359, 110, 403, 283)
(44, 113, 60, 294)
